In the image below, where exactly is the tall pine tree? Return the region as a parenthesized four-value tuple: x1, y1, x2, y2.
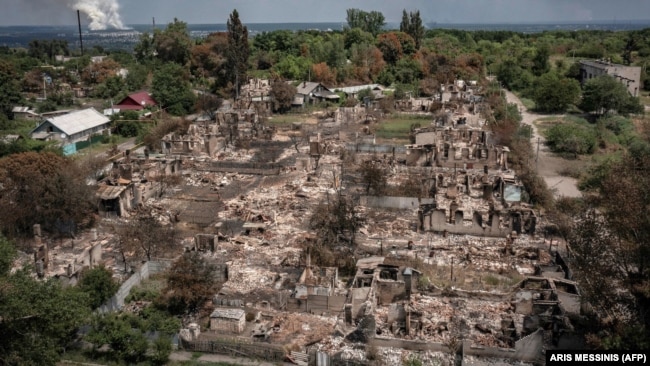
(400, 9, 424, 49)
(226, 9, 249, 98)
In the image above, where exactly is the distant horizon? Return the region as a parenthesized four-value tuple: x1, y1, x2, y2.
(2, 18, 650, 28)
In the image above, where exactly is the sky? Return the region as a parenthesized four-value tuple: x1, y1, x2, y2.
(1, 0, 650, 27)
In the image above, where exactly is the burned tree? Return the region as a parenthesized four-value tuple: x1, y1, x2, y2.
(309, 192, 364, 248)
(0, 152, 95, 237)
(360, 159, 388, 196)
(194, 93, 223, 123)
(163, 251, 223, 314)
(270, 80, 296, 113)
(307, 192, 363, 274)
(117, 211, 178, 262)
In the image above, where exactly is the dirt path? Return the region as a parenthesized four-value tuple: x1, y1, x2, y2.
(170, 351, 295, 365)
(502, 90, 582, 198)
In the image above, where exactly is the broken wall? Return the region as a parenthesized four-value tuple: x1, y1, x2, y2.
(286, 295, 346, 315)
(98, 260, 172, 313)
(361, 196, 434, 210)
(376, 280, 407, 305)
(462, 328, 543, 362)
(346, 143, 406, 155)
(421, 209, 511, 237)
(200, 161, 282, 175)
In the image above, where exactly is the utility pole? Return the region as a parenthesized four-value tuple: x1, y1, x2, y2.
(77, 10, 84, 56)
(450, 257, 454, 281)
(536, 137, 540, 171)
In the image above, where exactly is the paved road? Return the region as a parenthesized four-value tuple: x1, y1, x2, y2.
(503, 90, 582, 198)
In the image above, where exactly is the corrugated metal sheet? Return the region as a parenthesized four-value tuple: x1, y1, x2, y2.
(96, 185, 127, 200)
(316, 351, 330, 366)
(45, 108, 110, 137)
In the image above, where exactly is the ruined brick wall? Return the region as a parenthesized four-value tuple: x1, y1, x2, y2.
(210, 316, 245, 333)
(375, 280, 407, 305)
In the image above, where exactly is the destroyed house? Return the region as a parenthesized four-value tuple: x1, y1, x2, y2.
(406, 126, 508, 170)
(346, 257, 421, 322)
(96, 182, 132, 217)
(295, 254, 338, 299)
(579, 59, 641, 96)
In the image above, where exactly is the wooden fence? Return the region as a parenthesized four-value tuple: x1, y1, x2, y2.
(182, 337, 285, 362)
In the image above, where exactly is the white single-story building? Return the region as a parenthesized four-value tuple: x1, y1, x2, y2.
(30, 108, 111, 144)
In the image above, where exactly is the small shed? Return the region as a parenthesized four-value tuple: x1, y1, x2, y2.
(210, 308, 246, 333)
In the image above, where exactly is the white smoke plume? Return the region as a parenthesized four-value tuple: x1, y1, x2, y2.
(69, 0, 126, 30)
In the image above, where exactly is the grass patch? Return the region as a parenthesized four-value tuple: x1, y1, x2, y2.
(418, 262, 523, 291)
(639, 91, 650, 107)
(125, 276, 166, 303)
(520, 97, 535, 110)
(267, 114, 309, 127)
(534, 115, 589, 136)
(375, 113, 431, 141)
(514, 92, 536, 110)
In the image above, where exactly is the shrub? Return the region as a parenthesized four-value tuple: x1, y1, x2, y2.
(545, 122, 597, 156)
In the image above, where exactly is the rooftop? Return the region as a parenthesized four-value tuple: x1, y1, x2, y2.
(210, 308, 245, 320)
(42, 108, 110, 137)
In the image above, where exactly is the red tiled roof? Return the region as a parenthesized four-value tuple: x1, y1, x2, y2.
(116, 91, 157, 109)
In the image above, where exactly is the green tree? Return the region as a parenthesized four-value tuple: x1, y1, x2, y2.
(153, 18, 193, 65)
(580, 75, 644, 116)
(134, 32, 156, 64)
(151, 63, 196, 116)
(78, 265, 119, 309)
(346, 8, 385, 36)
(0, 241, 90, 365)
(151, 334, 172, 365)
(532, 72, 581, 113)
(0, 234, 16, 275)
(569, 154, 650, 348)
(544, 121, 597, 156)
(0, 60, 22, 119)
(400, 9, 425, 49)
(273, 55, 310, 80)
(344, 28, 374, 50)
(94, 75, 125, 99)
(226, 9, 250, 97)
(86, 313, 148, 364)
(125, 64, 149, 91)
(531, 44, 551, 76)
(27, 40, 69, 62)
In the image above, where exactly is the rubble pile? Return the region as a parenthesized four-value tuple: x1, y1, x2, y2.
(20, 92, 577, 364)
(268, 313, 337, 347)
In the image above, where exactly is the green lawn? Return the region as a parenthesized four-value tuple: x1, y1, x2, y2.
(266, 114, 309, 127)
(375, 114, 431, 142)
